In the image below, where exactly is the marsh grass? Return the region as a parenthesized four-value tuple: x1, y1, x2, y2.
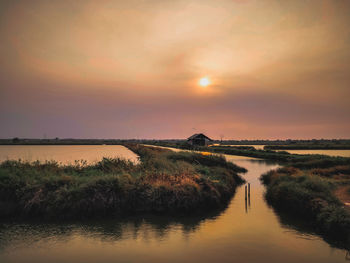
(0, 144, 245, 220)
(261, 166, 350, 246)
(264, 144, 350, 150)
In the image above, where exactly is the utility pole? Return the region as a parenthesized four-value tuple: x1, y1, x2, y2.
(220, 134, 224, 143)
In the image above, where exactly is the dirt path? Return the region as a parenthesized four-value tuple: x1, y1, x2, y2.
(334, 185, 350, 212)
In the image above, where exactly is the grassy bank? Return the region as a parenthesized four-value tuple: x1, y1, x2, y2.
(0, 145, 246, 220)
(209, 146, 350, 166)
(261, 164, 350, 248)
(146, 142, 350, 168)
(264, 144, 350, 150)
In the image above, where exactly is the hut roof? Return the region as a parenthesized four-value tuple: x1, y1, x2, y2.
(187, 133, 213, 141)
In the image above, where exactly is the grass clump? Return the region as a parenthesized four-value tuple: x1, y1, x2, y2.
(261, 167, 350, 247)
(0, 144, 245, 220)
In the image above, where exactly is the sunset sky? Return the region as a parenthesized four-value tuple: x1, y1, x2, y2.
(1, 0, 349, 139)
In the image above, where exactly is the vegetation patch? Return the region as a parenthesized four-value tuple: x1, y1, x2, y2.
(264, 144, 350, 150)
(146, 142, 350, 168)
(0, 145, 245, 220)
(261, 165, 350, 248)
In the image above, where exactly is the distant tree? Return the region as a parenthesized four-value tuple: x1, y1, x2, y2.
(12, 137, 19, 143)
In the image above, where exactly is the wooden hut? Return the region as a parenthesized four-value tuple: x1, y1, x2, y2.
(187, 133, 213, 146)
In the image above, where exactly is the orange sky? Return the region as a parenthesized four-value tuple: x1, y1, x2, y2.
(0, 0, 349, 139)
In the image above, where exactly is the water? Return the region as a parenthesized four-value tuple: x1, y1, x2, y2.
(0, 145, 139, 165)
(279, 149, 350, 158)
(0, 150, 348, 263)
(221, 145, 266, 150)
(219, 145, 350, 157)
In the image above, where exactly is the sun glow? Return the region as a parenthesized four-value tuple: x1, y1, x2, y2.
(199, 77, 210, 87)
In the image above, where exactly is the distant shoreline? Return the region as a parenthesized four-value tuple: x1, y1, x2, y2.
(1, 138, 350, 150)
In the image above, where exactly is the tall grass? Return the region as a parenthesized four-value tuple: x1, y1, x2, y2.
(261, 167, 350, 247)
(0, 145, 245, 220)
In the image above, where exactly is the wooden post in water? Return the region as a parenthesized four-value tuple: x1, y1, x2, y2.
(245, 185, 248, 213)
(248, 183, 251, 209)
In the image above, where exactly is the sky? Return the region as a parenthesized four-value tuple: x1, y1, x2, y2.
(1, 0, 350, 140)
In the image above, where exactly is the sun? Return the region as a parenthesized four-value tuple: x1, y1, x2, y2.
(199, 77, 210, 87)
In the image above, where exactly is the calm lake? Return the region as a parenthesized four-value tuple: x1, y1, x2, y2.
(0, 146, 348, 262)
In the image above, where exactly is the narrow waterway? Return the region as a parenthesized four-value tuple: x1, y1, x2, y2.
(0, 152, 348, 263)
